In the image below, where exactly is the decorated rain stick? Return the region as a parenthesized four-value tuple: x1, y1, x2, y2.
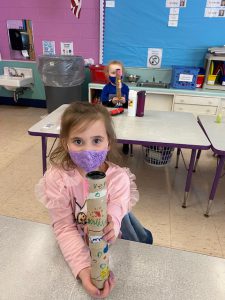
(116, 68, 122, 100)
(86, 171, 110, 289)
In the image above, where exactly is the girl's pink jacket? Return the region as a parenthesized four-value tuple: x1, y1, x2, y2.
(35, 162, 139, 278)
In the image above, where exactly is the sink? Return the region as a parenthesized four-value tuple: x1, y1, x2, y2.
(0, 67, 34, 91)
(0, 75, 33, 91)
(137, 82, 170, 89)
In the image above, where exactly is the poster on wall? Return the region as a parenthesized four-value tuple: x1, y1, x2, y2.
(42, 41, 55, 55)
(60, 42, 74, 55)
(147, 48, 163, 68)
(205, 0, 225, 17)
(166, 0, 186, 8)
(206, 0, 225, 7)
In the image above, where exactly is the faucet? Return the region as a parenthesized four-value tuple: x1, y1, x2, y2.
(8, 67, 24, 78)
(8, 67, 18, 77)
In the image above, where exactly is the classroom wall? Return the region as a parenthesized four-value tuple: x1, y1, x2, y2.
(0, 0, 99, 104)
(103, 0, 225, 67)
(0, 0, 100, 62)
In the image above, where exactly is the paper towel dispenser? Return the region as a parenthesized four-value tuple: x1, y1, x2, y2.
(8, 29, 29, 51)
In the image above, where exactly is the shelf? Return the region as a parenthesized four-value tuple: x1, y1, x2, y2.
(206, 53, 225, 61)
(203, 83, 225, 91)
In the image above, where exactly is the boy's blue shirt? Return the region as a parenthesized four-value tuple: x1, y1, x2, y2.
(100, 82, 129, 108)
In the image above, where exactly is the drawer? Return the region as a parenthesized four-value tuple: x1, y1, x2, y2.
(174, 103, 217, 115)
(174, 95, 219, 106)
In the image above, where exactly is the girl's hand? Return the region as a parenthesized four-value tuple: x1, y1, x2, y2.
(103, 214, 116, 243)
(79, 267, 115, 298)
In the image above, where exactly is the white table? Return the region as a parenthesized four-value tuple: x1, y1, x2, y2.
(28, 105, 210, 207)
(1, 215, 225, 300)
(198, 115, 225, 216)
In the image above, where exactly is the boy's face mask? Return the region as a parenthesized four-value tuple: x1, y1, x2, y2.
(109, 75, 123, 84)
(68, 149, 108, 173)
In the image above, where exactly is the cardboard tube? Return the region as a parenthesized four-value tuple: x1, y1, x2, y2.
(86, 171, 109, 289)
(116, 68, 122, 99)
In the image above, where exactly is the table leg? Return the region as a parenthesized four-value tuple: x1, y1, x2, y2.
(205, 155, 225, 217)
(182, 149, 197, 208)
(193, 150, 201, 173)
(41, 136, 47, 175)
(175, 148, 181, 168)
(130, 144, 133, 157)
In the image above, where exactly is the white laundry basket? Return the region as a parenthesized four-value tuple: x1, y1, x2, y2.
(142, 145, 174, 167)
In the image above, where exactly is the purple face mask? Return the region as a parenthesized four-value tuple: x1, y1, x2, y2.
(69, 150, 108, 173)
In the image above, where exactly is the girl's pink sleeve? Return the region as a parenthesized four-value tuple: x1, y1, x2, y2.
(35, 168, 91, 279)
(107, 167, 139, 238)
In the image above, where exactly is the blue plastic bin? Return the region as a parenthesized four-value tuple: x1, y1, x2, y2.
(171, 66, 199, 90)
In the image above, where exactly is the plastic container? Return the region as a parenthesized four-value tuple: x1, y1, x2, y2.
(171, 66, 199, 90)
(207, 74, 217, 85)
(142, 146, 174, 167)
(136, 91, 146, 117)
(89, 64, 108, 83)
(196, 75, 205, 88)
(128, 90, 138, 116)
(221, 75, 225, 86)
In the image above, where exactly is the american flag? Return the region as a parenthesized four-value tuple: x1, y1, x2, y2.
(71, 0, 82, 19)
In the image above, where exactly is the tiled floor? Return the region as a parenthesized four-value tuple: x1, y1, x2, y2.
(1, 105, 225, 258)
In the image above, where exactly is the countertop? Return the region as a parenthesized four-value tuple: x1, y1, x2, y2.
(89, 83, 225, 97)
(1, 215, 225, 300)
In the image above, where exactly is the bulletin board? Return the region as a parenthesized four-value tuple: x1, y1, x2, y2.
(103, 0, 225, 67)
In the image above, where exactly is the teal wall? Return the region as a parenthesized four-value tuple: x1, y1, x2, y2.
(0, 61, 90, 104)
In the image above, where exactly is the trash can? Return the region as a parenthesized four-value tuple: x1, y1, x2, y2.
(142, 145, 174, 167)
(38, 55, 85, 113)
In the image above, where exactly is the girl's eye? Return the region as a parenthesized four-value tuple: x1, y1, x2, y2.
(73, 139, 82, 145)
(93, 138, 102, 144)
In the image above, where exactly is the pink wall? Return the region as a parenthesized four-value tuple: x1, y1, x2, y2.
(0, 0, 100, 63)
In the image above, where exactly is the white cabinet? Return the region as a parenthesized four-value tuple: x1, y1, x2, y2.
(173, 95, 219, 117)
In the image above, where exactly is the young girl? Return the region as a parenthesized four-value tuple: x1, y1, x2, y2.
(101, 60, 130, 154)
(36, 102, 152, 298)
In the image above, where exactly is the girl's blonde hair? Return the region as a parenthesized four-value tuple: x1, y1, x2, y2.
(50, 102, 118, 170)
(104, 60, 125, 77)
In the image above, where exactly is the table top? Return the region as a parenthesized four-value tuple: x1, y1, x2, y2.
(28, 104, 210, 149)
(198, 115, 225, 154)
(1, 215, 225, 300)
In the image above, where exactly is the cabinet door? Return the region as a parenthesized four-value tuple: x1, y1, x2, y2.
(145, 93, 173, 111)
(174, 103, 217, 117)
(221, 98, 225, 108)
(174, 95, 220, 106)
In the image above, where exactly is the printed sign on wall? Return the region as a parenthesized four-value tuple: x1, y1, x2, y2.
(42, 41, 55, 55)
(60, 42, 74, 55)
(147, 48, 163, 68)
